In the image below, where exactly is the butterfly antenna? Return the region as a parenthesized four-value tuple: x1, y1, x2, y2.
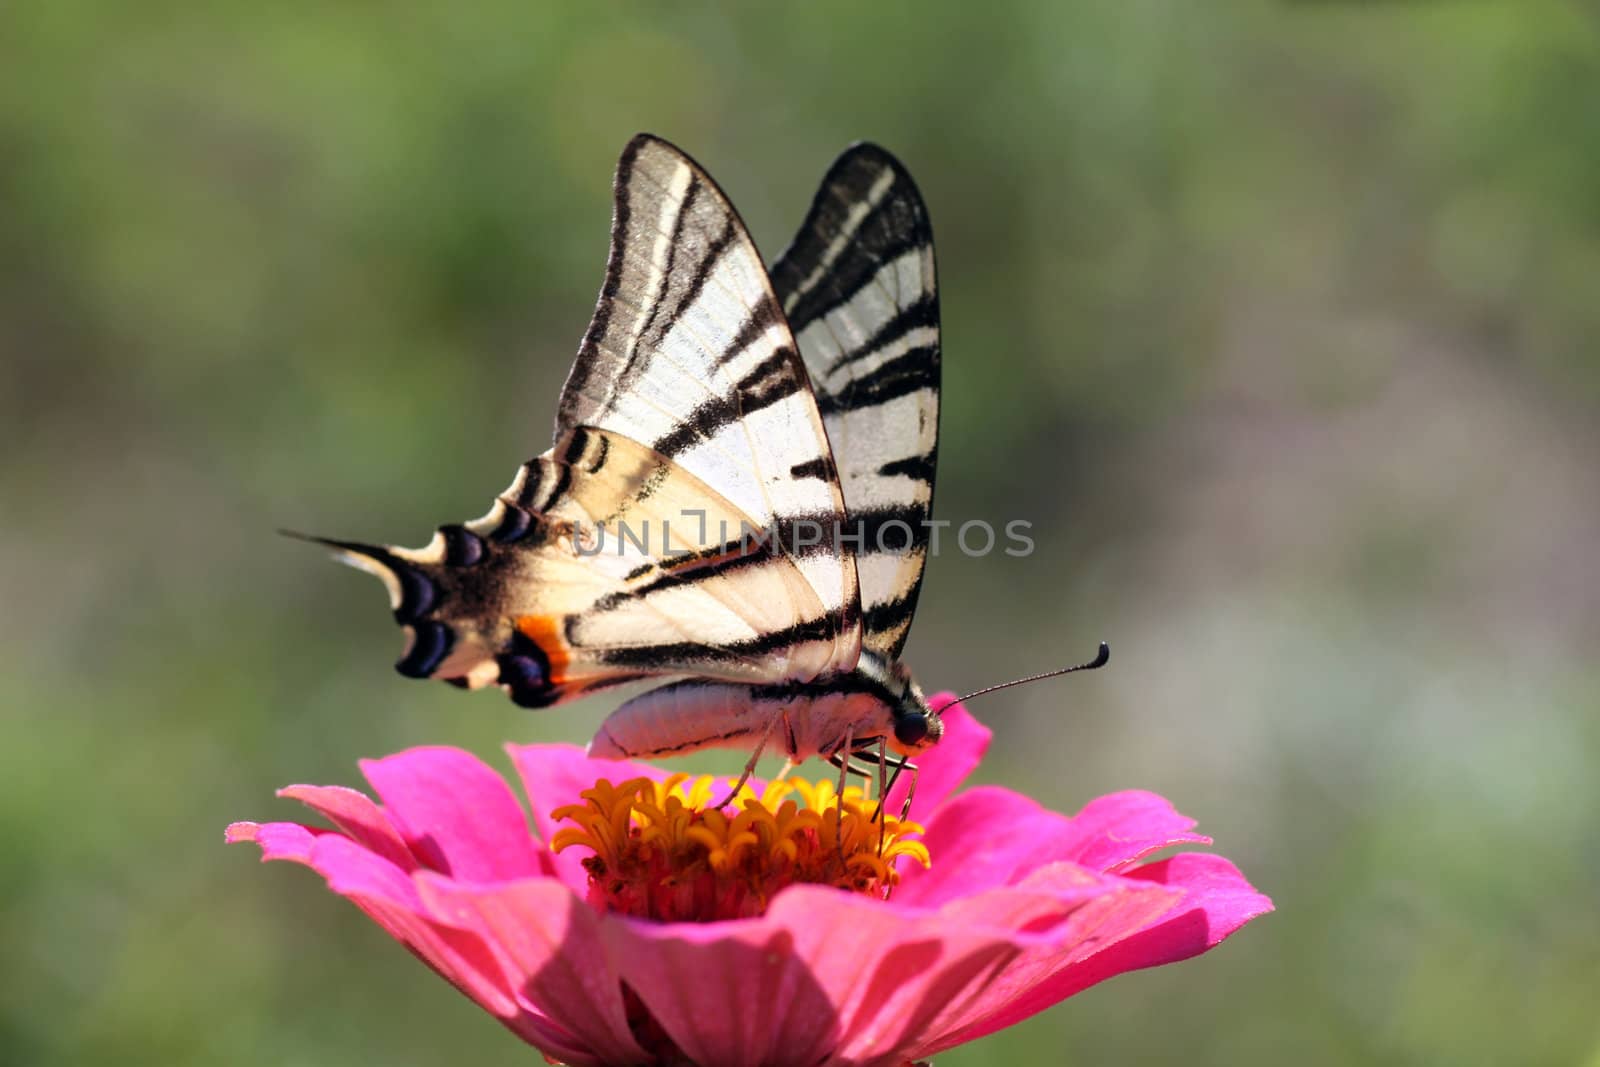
(941, 641, 1110, 709)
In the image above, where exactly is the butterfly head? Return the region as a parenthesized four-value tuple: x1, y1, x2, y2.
(887, 662, 944, 756)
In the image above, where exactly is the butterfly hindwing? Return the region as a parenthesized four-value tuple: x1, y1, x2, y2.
(317, 424, 841, 707)
(770, 144, 940, 660)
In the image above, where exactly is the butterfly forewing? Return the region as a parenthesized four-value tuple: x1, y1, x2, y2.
(770, 144, 940, 660)
(557, 134, 862, 678)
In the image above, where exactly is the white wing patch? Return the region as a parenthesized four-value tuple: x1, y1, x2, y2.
(770, 144, 940, 658)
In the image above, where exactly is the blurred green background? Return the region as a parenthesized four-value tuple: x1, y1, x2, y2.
(4, 2, 1599, 1065)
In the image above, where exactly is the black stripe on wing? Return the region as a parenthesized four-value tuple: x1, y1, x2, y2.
(814, 342, 940, 416)
(770, 144, 937, 341)
(770, 142, 941, 661)
(650, 346, 809, 458)
(593, 609, 848, 673)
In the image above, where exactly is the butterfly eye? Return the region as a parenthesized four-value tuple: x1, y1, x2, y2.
(893, 711, 929, 748)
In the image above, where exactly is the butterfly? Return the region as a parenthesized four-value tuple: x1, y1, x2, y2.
(304, 133, 945, 785)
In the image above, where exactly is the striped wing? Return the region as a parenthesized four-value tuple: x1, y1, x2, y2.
(770, 144, 940, 659)
(313, 135, 865, 707)
(314, 426, 845, 707)
(557, 134, 861, 678)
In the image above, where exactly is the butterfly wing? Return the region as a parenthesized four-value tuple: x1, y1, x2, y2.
(770, 144, 940, 659)
(313, 135, 864, 707)
(557, 134, 862, 676)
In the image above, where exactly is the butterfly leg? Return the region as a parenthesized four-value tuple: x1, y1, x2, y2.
(830, 728, 855, 866)
(874, 739, 890, 858)
(896, 759, 919, 822)
(870, 753, 919, 825)
(874, 753, 920, 902)
(853, 738, 899, 861)
(771, 711, 798, 780)
(709, 706, 786, 811)
(823, 750, 875, 783)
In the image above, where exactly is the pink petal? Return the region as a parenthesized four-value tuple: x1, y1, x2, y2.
(601, 886, 998, 1067)
(895, 786, 1215, 906)
(415, 873, 648, 1066)
(1122, 852, 1274, 939)
(920, 853, 1274, 1054)
(883, 699, 990, 824)
(359, 747, 552, 882)
(230, 819, 424, 912)
(1058, 790, 1213, 873)
(505, 742, 670, 892)
(600, 910, 842, 1067)
(276, 784, 417, 870)
(226, 820, 317, 862)
(229, 820, 598, 1064)
(891, 787, 1062, 907)
(603, 876, 1168, 1067)
(929, 860, 1178, 941)
(232, 824, 473, 985)
(306, 832, 431, 911)
(902, 863, 1185, 1057)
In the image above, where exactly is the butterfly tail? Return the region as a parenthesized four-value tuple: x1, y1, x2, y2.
(279, 529, 456, 679)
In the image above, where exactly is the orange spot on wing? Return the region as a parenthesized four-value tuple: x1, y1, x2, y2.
(515, 615, 571, 684)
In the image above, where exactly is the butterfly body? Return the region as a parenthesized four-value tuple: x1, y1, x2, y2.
(313, 134, 942, 771)
(587, 649, 941, 764)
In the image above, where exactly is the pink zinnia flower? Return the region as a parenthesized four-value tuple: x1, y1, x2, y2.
(228, 702, 1271, 1065)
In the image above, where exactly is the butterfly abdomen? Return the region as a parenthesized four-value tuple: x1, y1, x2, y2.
(587, 655, 917, 764)
(588, 681, 778, 760)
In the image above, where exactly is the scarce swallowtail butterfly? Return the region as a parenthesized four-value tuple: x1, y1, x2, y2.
(304, 134, 953, 783)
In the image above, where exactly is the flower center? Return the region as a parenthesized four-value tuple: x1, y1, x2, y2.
(550, 773, 930, 922)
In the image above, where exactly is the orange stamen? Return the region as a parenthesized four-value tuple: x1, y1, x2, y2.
(551, 774, 930, 922)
